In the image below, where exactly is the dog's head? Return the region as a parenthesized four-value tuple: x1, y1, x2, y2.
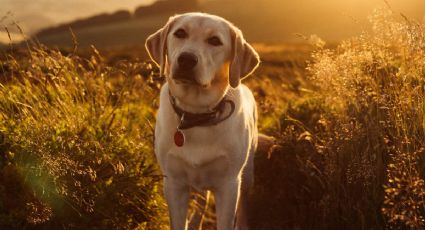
(146, 13, 259, 110)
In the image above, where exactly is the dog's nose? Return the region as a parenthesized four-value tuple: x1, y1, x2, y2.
(178, 52, 198, 70)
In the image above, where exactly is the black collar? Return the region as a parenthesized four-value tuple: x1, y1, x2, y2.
(169, 92, 235, 130)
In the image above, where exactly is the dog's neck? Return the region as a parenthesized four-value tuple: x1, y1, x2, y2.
(172, 95, 222, 114)
(169, 91, 235, 130)
(167, 84, 229, 114)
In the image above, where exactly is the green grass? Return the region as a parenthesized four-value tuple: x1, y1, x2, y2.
(0, 7, 424, 230)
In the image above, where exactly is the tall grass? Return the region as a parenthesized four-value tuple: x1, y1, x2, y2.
(308, 7, 424, 228)
(250, 7, 424, 229)
(0, 6, 423, 229)
(0, 45, 167, 229)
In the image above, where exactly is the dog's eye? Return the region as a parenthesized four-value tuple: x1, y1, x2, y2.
(207, 36, 223, 46)
(174, 29, 187, 39)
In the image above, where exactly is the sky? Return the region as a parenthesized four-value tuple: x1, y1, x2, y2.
(0, 0, 154, 42)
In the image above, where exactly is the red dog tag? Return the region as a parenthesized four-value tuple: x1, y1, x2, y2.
(174, 130, 185, 147)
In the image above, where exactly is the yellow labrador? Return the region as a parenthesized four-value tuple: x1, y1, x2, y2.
(146, 12, 259, 230)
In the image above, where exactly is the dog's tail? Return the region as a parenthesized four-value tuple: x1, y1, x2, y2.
(257, 133, 276, 157)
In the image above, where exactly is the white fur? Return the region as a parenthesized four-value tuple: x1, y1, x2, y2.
(146, 12, 259, 230)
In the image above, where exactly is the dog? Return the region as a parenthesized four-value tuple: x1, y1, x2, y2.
(145, 12, 260, 230)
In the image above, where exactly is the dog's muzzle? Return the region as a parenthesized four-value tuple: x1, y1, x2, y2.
(173, 52, 198, 84)
(178, 52, 198, 70)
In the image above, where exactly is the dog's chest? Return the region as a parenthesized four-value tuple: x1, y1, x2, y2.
(154, 84, 254, 189)
(163, 128, 240, 188)
(164, 125, 239, 166)
(157, 123, 247, 189)
(167, 150, 230, 191)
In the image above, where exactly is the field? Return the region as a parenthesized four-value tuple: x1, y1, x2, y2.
(0, 8, 424, 229)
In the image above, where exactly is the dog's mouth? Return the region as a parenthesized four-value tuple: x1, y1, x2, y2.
(172, 71, 210, 88)
(174, 79, 210, 89)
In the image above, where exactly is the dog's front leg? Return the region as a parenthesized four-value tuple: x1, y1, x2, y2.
(164, 177, 190, 230)
(214, 179, 241, 230)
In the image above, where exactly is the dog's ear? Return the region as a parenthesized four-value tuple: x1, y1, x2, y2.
(229, 26, 260, 88)
(145, 15, 178, 77)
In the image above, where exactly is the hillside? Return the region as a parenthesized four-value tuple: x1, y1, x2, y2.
(33, 0, 198, 48)
(32, 0, 425, 48)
